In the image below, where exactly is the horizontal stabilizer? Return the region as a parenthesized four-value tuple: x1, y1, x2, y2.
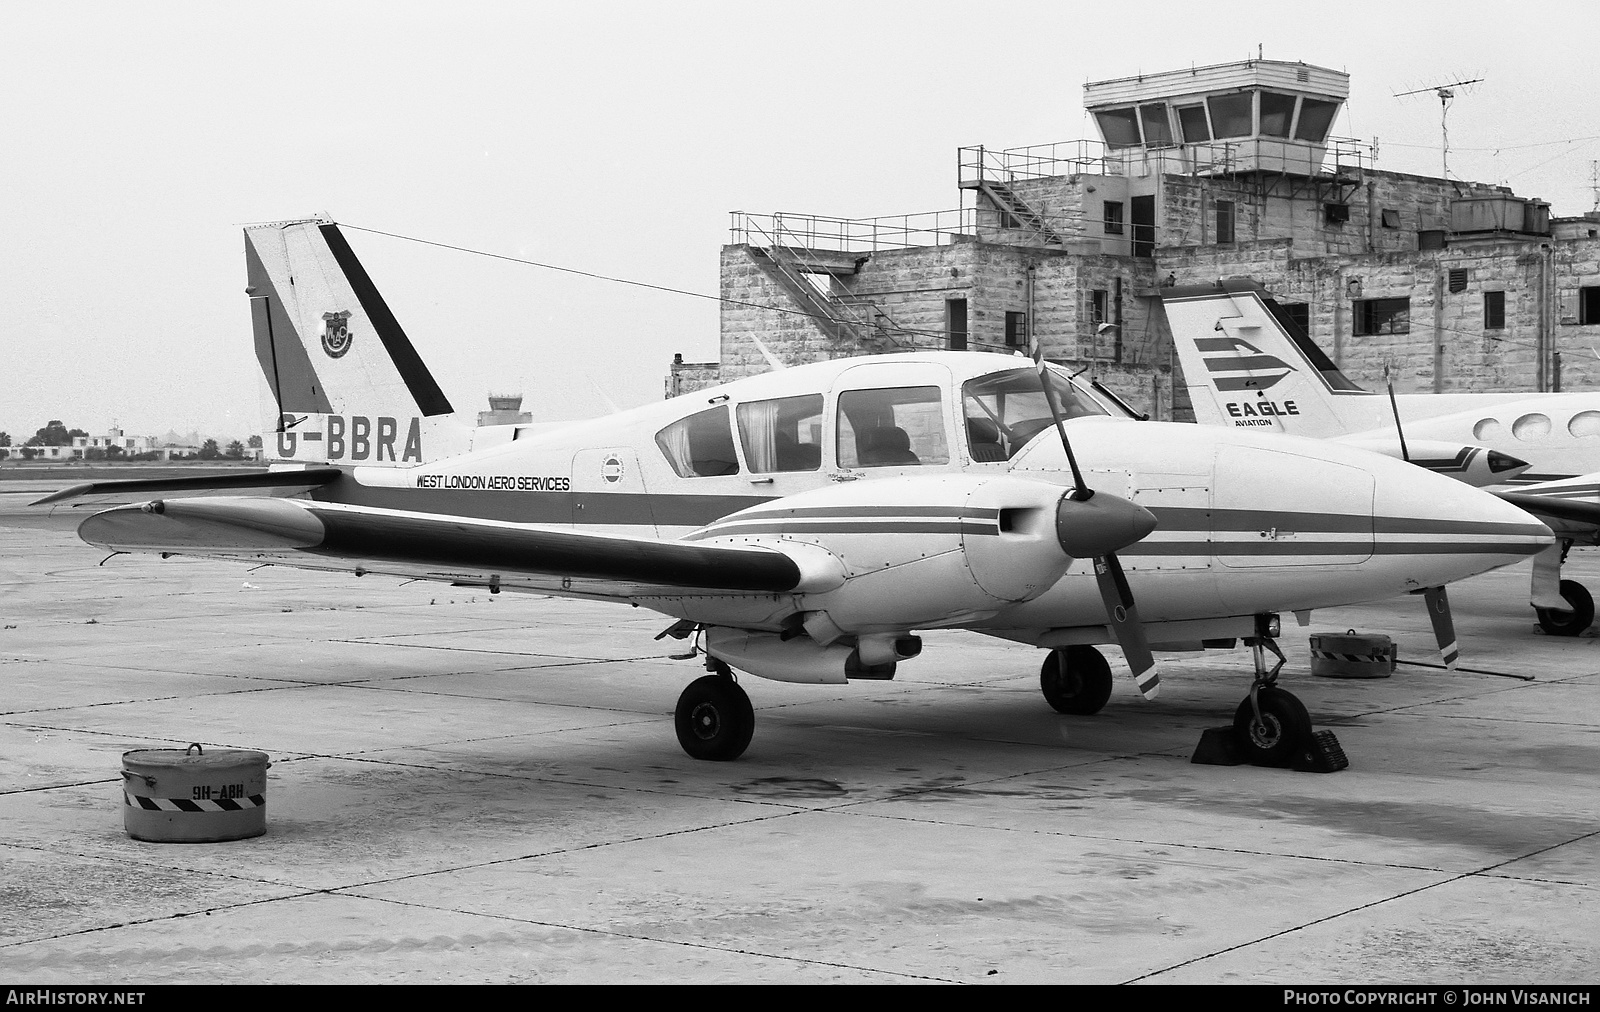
(32, 467, 344, 506)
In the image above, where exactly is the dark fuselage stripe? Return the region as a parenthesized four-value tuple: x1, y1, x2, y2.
(693, 521, 1000, 538)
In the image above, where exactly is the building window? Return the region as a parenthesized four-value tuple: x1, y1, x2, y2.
(1582, 287, 1600, 326)
(1449, 268, 1469, 293)
(1103, 201, 1124, 235)
(1216, 200, 1236, 244)
(1354, 297, 1411, 336)
(1138, 104, 1173, 146)
(1176, 104, 1210, 142)
(1090, 289, 1109, 325)
(1005, 311, 1027, 348)
(946, 297, 968, 351)
(1484, 291, 1506, 330)
(1381, 209, 1401, 229)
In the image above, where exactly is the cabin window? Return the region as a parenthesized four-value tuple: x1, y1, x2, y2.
(1207, 93, 1253, 139)
(655, 404, 740, 477)
(963, 367, 1108, 462)
(736, 394, 823, 473)
(1354, 297, 1411, 336)
(837, 386, 949, 468)
(1484, 291, 1506, 331)
(1259, 92, 1297, 138)
(1103, 200, 1125, 235)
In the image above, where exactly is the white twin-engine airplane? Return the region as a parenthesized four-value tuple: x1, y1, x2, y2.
(1163, 279, 1600, 636)
(37, 221, 1553, 768)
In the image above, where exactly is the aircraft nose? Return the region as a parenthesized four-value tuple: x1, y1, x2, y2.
(1488, 450, 1530, 474)
(1373, 457, 1554, 581)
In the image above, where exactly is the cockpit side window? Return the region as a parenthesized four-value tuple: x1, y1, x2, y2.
(655, 405, 740, 477)
(737, 394, 824, 473)
(837, 386, 949, 468)
(963, 367, 1107, 461)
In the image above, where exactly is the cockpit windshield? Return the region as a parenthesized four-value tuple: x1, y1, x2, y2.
(963, 367, 1108, 461)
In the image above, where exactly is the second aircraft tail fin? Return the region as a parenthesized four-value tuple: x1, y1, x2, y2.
(1161, 279, 1377, 436)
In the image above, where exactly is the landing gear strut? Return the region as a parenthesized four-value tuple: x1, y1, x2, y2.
(674, 659, 755, 761)
(1040, 646, 1113, 715)
(1535, 579, 1595, 637)
(1232, 636, 1313, 767)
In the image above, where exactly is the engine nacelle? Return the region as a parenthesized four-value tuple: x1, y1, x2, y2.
(691, 473, 1153, 632)
(1337, 437, 1528, 488)
(704, 627, 920, 684)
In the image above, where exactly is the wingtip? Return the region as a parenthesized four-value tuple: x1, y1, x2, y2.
(30, 483, 93, 506)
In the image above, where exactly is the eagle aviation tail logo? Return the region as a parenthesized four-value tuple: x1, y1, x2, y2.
(1193, 336, 1297, 392)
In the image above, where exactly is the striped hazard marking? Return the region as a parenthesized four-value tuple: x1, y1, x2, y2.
(124, 793, 265, 813)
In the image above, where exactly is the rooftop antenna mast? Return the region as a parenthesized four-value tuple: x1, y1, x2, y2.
(1395, 77, 1484, 179)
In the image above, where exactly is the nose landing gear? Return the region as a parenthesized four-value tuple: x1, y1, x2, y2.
(1194, 633, 1348, 773)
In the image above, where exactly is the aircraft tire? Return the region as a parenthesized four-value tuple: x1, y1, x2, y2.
(1233, 687, 1312, 767)
(1535, 580, 1595, 637)
(1040, 646, 1113, 715)
(675, 674, 755, 761)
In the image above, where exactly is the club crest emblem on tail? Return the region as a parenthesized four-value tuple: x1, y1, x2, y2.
(321, 310, 354, 358)
(1194, 335, 1296, 392)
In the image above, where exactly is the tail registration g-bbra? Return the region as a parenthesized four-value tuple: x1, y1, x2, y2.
(42, 221, 1554, 766)
(246, 219, 466, 466)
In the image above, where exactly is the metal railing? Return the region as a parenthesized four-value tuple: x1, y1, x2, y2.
(960, 135, 1376, 185)
(730, 208, 974, 253)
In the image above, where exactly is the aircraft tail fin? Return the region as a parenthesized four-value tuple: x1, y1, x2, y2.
(1161, 279, 1375, 436)
(245, 219, 467, 466)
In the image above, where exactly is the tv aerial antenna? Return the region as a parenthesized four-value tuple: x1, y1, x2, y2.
(1395, 77, 1484, 179)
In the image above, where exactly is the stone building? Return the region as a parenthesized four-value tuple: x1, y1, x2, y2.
(677, 58, 1600, 419)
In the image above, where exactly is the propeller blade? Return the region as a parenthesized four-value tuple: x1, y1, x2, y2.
(1422, 585, 1459, 669)
(1094, 552, 1160, 699)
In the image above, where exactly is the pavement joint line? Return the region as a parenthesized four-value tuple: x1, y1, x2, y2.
(320, 892, 960, 982)
(1122, 825, 1600, 984)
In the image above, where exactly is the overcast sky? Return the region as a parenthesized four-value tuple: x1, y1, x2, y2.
(3, 0, 1596, 443)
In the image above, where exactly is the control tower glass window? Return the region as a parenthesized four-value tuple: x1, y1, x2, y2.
(1094, 108, 1141, 149)
(1259, 92, 1297, 138)
(1295, 98, 1339, 142)
(1138, 104, 1173, 146)
(1177, 105, 1210, 143)
(1207, 93, 1253, 139)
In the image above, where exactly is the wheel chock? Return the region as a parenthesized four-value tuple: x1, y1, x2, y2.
(1191, 726, 1349, 772)
(1190, 727, 1244, 766)
(1290, 729, 1349, 773)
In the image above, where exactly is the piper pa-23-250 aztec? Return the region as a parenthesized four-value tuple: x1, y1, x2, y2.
(35, 220, 1555, 769)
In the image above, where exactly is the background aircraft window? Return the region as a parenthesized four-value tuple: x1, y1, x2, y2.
(837, 386, 949, 468)
(963, 368, 1107, 461)
(737, 394, 823, 473)
(655, 405, 740, 477)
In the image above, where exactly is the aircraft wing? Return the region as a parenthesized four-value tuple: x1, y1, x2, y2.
(77, 496, 811, 599)
(1496, 491, 1600, 530)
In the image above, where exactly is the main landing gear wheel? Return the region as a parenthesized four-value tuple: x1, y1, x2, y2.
(1535, 580, 1595, 637)
(1232, 686, 1312, 767)
(1040, 645, 1114, 715)
(675, 670, 755, 761)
